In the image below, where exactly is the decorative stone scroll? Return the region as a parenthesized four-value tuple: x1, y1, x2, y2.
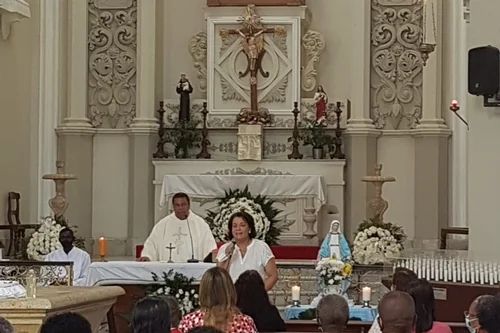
(0, 0, 31, 40)
(87, 0, 137, 128)
(370, 0, 423, 130)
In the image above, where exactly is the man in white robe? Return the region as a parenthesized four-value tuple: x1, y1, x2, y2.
(140, 193, 217, 262)
(45, 228, 91, 286)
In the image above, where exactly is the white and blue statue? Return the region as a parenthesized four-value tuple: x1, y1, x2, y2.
(316, 220, 353, 300)
(318, 220, 351, 262)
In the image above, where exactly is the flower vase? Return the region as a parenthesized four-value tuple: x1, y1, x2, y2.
(312, 147, 324, 159)
(324, 284, 341, 295)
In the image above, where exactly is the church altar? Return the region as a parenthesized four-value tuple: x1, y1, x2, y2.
(154, 160, 345, 242)
(85, 261, 213, 286)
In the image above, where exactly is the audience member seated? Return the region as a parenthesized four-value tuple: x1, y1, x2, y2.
(131, 296, 172, 333)
(235, 270, 285, 332)
(179, 267, 257, 333)
(187, 327, 224, 333)
(378, 291, 416, 333)
(369, 267, 417, 333)
(316, 294, 349, 333)
(40, 312, 92, 333)
(45, 228, 91, 285)
(216, 212, 278, 290)
(163, 295, 182, 333)
(0, 317, 13, 333)
(466, 295, 500, 333)
(407, 279, 452, 333)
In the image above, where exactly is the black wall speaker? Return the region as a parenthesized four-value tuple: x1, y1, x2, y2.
(468, 45, 500, 96)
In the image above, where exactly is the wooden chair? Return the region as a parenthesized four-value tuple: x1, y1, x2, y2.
(440, 227, 469, 250)
(0, 192, 39, 257)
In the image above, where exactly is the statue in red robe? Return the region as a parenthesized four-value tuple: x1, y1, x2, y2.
(314, 85, 328, 120)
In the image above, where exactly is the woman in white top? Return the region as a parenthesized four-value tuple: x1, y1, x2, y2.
(216, 211, 278, 290)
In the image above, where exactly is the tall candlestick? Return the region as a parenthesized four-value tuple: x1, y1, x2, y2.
(291, 285, 300, 301)
(362, 287, 372, 302)
(99, 237, 107, 257)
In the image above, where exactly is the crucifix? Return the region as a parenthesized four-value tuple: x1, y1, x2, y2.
(172, 226, 188, 255)
(166, 243, 175, 263)
(220, 5, 286, 125)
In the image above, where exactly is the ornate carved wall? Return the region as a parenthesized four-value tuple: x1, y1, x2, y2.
(87, 0, 137, 128)
(370, 0, 423, 130)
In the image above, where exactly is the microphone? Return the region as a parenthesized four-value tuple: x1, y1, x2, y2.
(186, 215, 199, 263)
(226, 240, 236, 269)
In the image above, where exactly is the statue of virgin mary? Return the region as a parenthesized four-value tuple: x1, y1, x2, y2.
(318, 220, 351, 261)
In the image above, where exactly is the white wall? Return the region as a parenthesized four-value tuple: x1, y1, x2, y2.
(467, 0, 500, 255)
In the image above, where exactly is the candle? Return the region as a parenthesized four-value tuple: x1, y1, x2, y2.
(291, 285, 300, 301)
(99, 237, 107, 257)
(362, 287, 372, 302)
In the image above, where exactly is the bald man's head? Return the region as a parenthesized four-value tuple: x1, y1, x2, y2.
(378, 291, 415, 333)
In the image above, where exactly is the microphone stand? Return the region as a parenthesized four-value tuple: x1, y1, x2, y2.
(186, 215, 199, 263)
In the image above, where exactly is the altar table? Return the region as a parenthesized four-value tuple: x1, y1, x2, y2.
(284, 304, 377, 321)
(85, 261, 214, 286)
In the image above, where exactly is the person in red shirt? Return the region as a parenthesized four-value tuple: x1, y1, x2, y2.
(179, 267, 257, 333)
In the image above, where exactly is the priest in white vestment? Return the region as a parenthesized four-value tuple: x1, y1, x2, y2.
(45, 228, 91, 286)
(140, 193, 217, 262)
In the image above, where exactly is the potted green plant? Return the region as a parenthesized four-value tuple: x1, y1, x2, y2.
(167, 119, 202, 158)
(301, 118, 332, 159)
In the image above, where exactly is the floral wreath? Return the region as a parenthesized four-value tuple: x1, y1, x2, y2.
(352, 216, 406, 265)
(205, 186, 284, 245)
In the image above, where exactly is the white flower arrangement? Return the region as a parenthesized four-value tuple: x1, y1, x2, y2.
(152, 286, 199, 315)
(27, 217, 62, 260)
(352, 225, 404, 265)
(315, 258, 352, 286)
(150, 270, 199, 315)
(210, 197, 270, 242)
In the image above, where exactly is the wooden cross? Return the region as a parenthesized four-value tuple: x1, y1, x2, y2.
(220, 5, 286, 124)
(166, 243, 175, 263)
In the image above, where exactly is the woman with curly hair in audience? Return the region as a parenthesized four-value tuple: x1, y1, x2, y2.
(235, 270, 285, 332)
(407, 279, 452, 333)
(179, 267, 257, 333)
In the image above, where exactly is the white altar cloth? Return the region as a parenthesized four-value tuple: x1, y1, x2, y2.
(159, 174, 327, 208)
(85, 261, 215, 286)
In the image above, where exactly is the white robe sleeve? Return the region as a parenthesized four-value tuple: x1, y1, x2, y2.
(74, 251, 91, 286)
(141, 221, 164, 261)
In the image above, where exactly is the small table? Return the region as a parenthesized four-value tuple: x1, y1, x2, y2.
(284, 304, 378, 321)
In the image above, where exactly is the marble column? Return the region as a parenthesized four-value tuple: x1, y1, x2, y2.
(127, 0, 159, 253)
(450, 0, 469, 228)
(38, 0, 62, 219)
(57, 0, 94, 243)
(413, 0, 452, 246)
(343, 0, 380, 238)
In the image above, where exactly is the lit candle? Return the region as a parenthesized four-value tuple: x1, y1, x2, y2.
(362, 287, 372, 302)
(423, 0, 436, 45)
(99, 237, 107, 257)
(291, 285, 300, 301)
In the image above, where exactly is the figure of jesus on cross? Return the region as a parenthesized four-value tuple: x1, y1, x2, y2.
(220, 5, 286, 125)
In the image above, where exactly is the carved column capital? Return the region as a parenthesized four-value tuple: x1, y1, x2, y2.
(0, 0, 30, 40)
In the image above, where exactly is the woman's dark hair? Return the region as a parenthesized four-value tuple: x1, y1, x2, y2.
(235, 270, 271, 316)
(407, 279, 435, 333)
(131, 296, 171, 333)
(227, 211, 257, 240)
(392, 267, 417, 291)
